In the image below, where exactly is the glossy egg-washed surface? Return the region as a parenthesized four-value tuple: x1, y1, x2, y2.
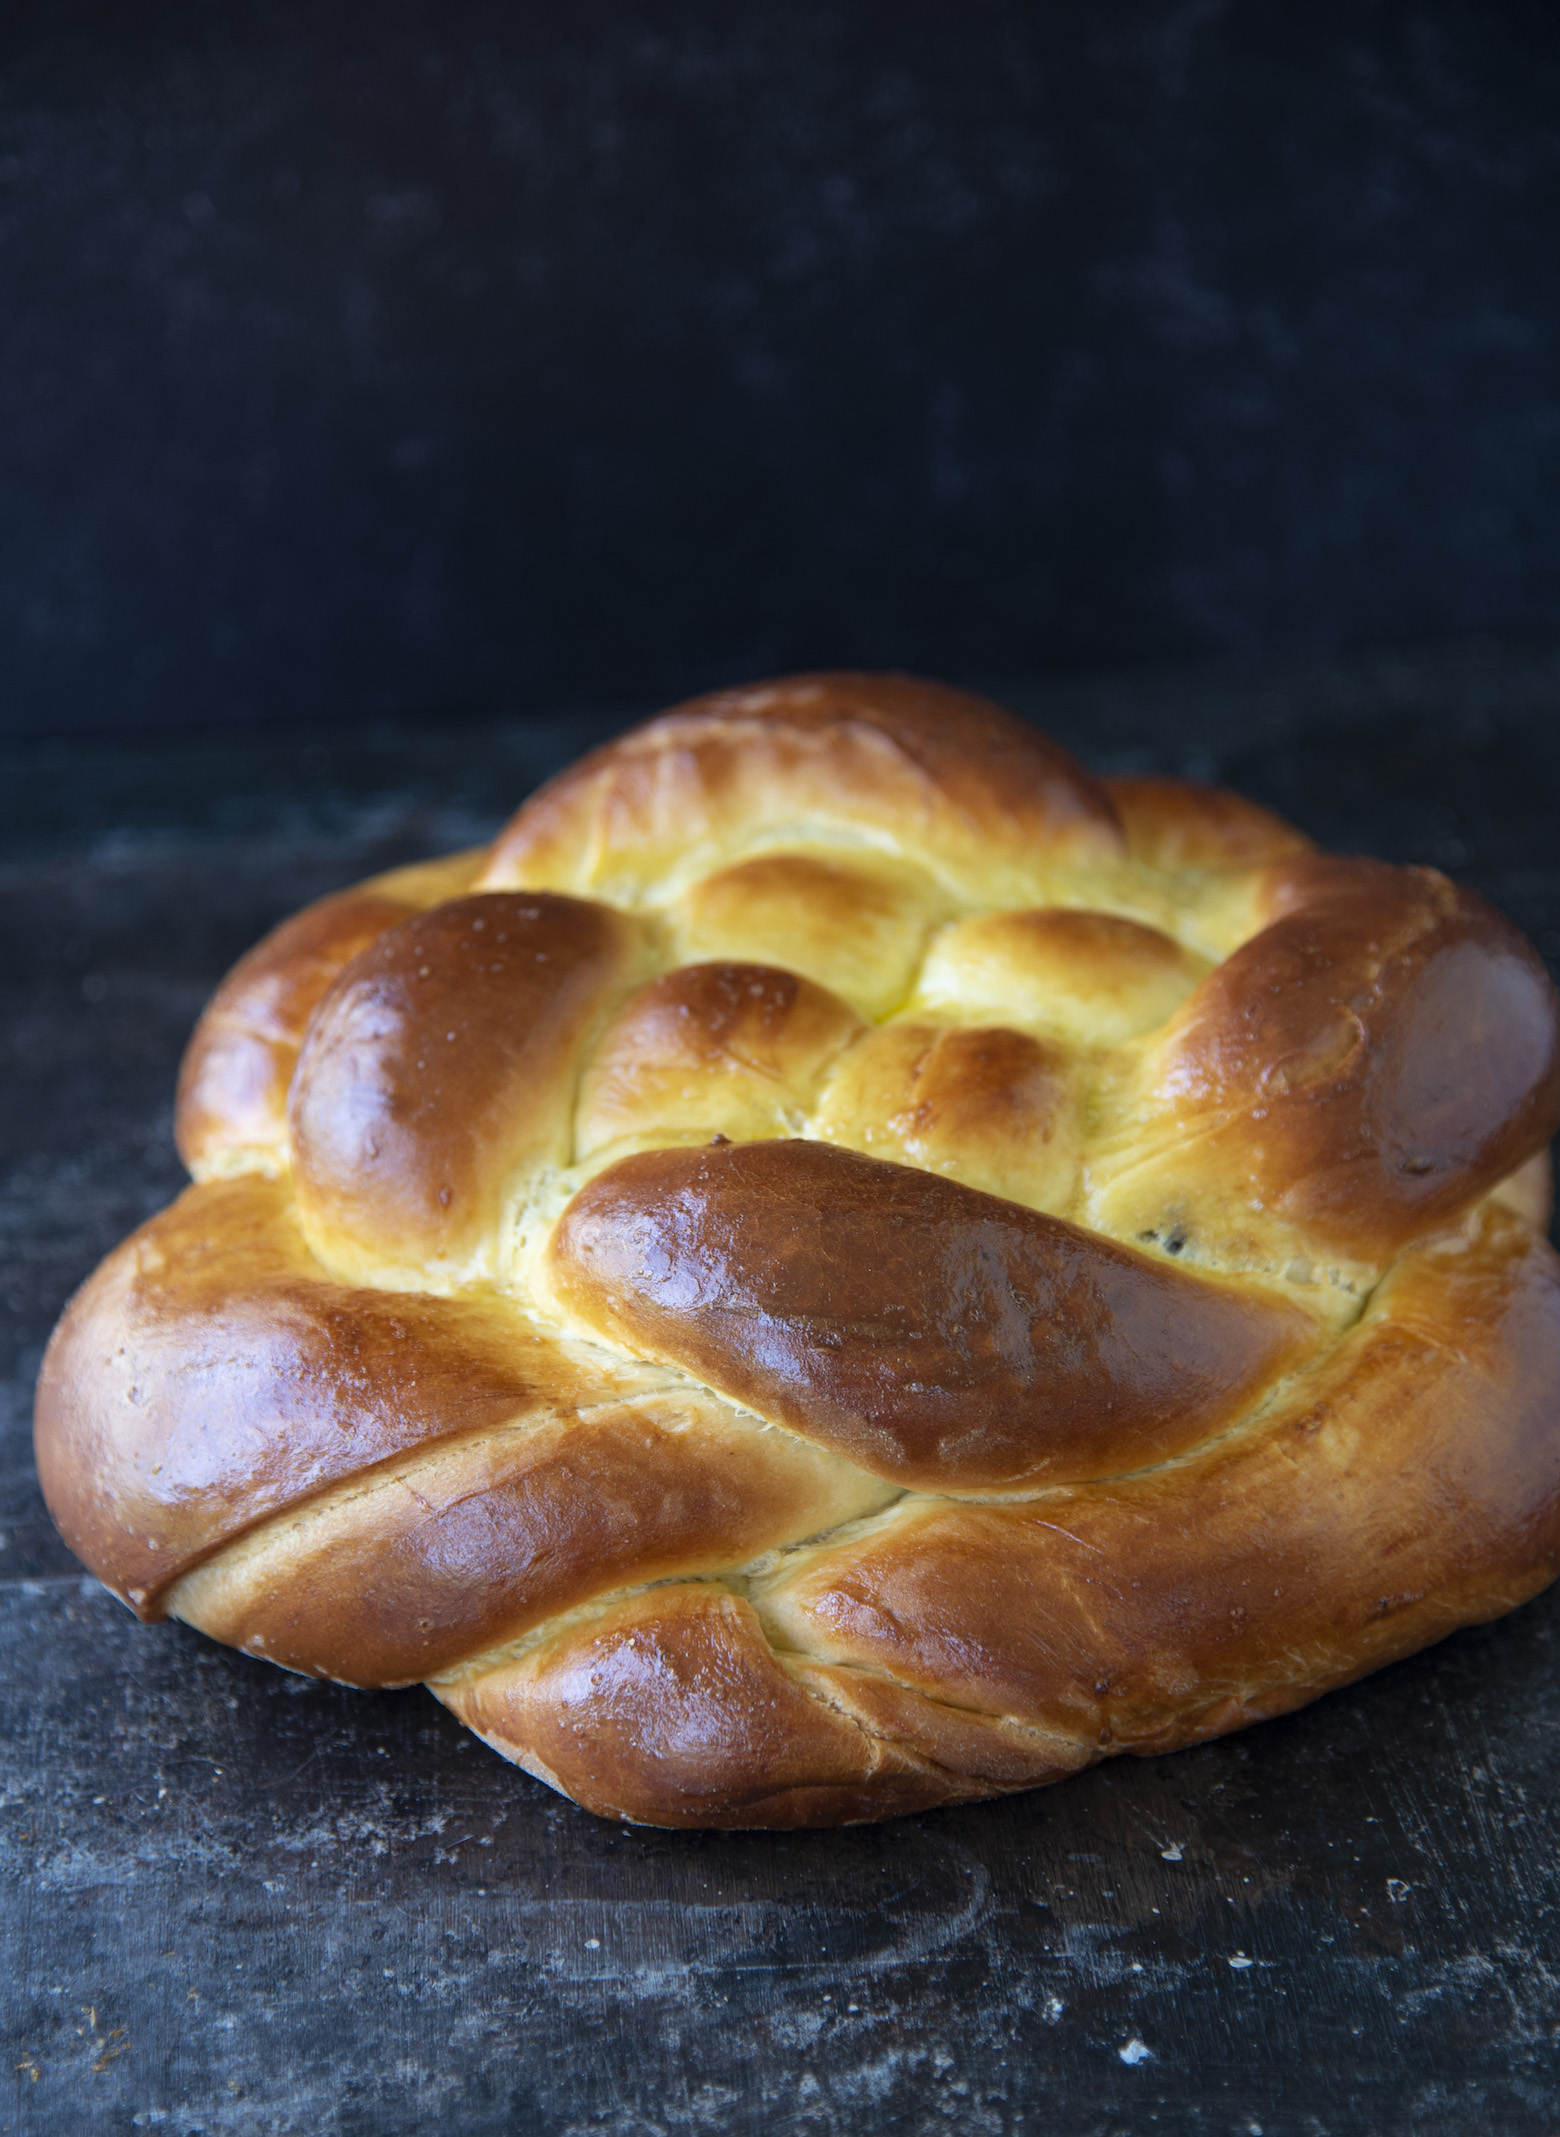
(34, 673, 1560, 1828)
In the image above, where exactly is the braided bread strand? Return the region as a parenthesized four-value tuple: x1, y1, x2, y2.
(35, 675, 1560, 1827)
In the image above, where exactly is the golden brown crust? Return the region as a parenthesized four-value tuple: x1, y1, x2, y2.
(448, 1197, 1560, 1826)
(916, 908, 1209, 1045)
(1098, 858, 1560, 1262)
(576, 962, 864, 1159)
(290, 892, 645, 1284)
(437, 1585, 980, 1829)
(1103, 774, 1314, 872)
(167, 1397, 892, 1686)
(481, 672, 1126, 903)
(177, 889, 419, 1178)
(811, 1020, 1080, 1209)
(34, 669, 1560, 1828)
(175, 849, 486, 1180)
(754, 1210, 1560, 1760)
(675, 851, 947, 1019)
(547, 1140, 1321, 1490)
(34, 1175, 575, 1614)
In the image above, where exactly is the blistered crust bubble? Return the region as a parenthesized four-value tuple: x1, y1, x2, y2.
(34, 671, 1560, 1828)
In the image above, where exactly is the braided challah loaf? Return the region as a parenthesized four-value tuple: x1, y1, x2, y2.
(35, 674, 1560, 1828)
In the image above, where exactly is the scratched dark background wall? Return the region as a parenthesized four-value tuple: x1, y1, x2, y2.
(1, 0, 1559, 739)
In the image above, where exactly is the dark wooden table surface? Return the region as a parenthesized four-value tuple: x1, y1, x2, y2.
(6, 645, 1560, 2137)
